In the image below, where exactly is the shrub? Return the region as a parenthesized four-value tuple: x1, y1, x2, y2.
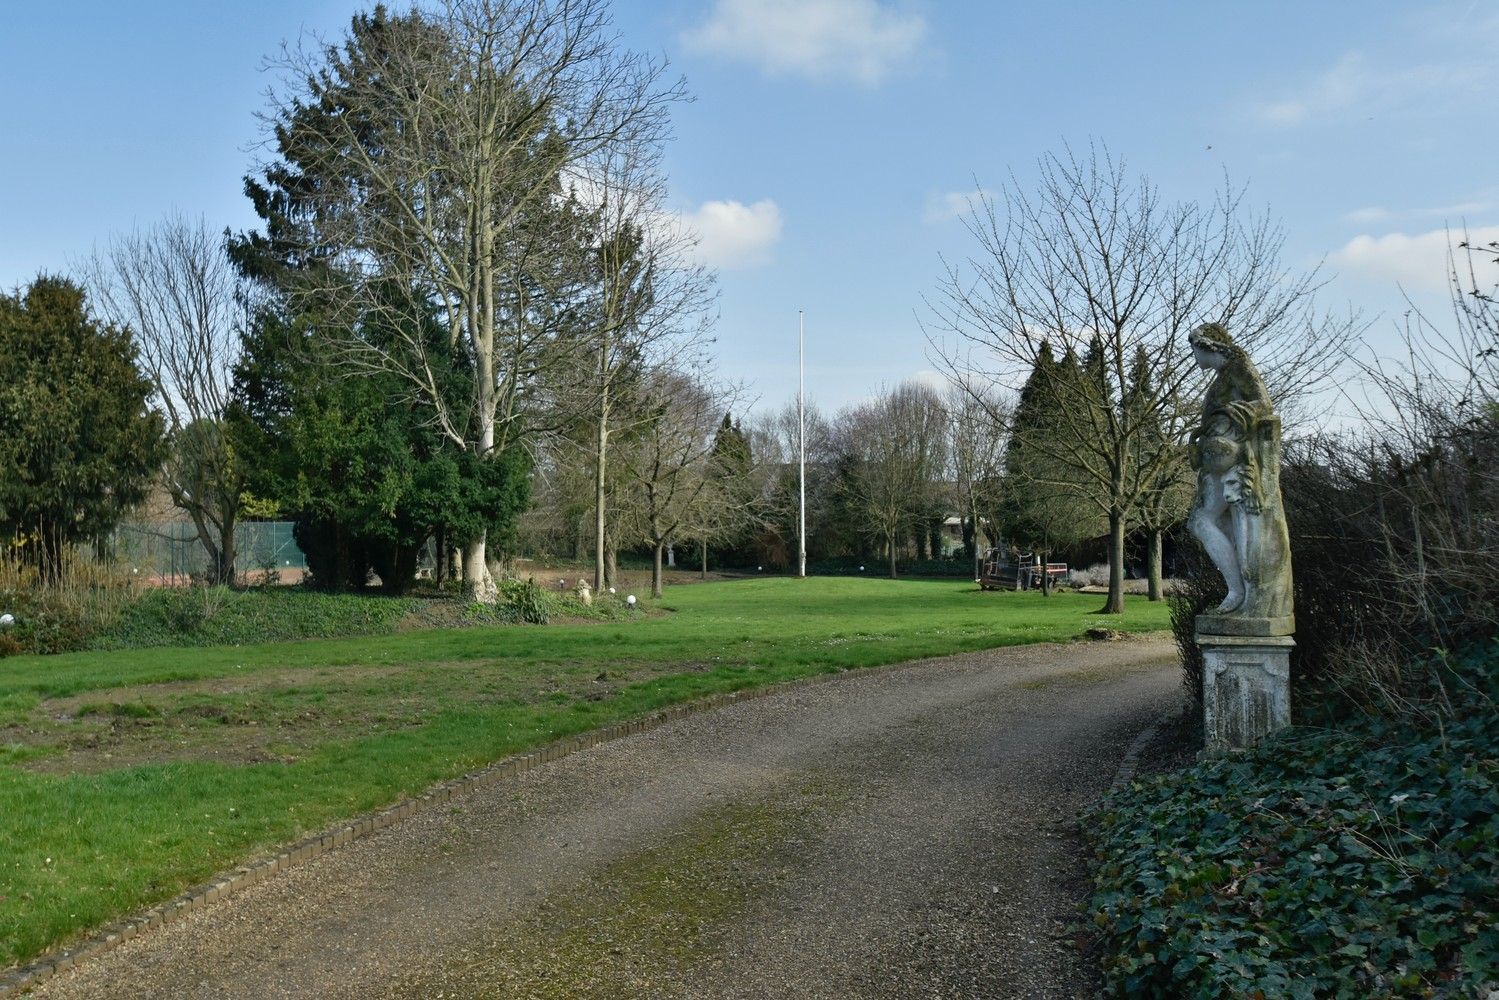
(0, 548, 136, 655)
(497, 577, 549, 624)
(1072, 563, 1112, 588)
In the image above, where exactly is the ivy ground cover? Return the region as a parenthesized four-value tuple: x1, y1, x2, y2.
(1087, 644, 1499, 998)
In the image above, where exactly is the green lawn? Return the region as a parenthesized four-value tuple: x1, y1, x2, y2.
(0, 577, 1169, 968)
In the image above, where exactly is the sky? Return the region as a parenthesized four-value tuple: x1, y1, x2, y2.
(3, 0, 1497, 418)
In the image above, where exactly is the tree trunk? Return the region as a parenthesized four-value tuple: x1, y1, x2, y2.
(605, 539, 618, 591)
(701, 537, 708, 580)
(888, 532, 898, 579)
(467, 212, 499, 605)
(1147, 528, 1163, 602)
(186, 507, 228, 586)
(594, 370, 608, 592)
(217, 510, 237, 587)
(434, 526, 447, 586)
(970, 505, 981, 581)
(1102, 509, 1125, 614)
(464, 534, 497, 603)
(652, 541, 664, 598)
(1040, 548, 1052, 596)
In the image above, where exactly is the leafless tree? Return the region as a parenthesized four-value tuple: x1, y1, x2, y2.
(741, 398, 834, 570)
(554, 137, 716, 593)
(836, 382, 948, 578)
(617, 369, 735, 597)
(946, 381, 1008, 580)
(87, 215, 248, 584)
(927, 145, 1357, 613)
(258, 0, 686, 601)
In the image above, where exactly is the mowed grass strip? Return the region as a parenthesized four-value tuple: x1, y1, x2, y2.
(0, 577, 1168, 967)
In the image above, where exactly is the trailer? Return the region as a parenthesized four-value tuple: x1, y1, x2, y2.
(978, 549, 1069, 591)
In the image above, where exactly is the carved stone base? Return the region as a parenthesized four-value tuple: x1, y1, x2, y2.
(1197, 632, 1294, 751)
(1194, 613, 1295, 637)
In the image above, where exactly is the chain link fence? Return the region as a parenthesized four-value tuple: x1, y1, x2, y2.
(108, 521, 307, 585)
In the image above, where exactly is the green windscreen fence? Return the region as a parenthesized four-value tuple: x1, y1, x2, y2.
(109, 521, 307, 584)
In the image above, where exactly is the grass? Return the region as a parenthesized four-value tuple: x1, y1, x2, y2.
(0, 577, 1169, 968)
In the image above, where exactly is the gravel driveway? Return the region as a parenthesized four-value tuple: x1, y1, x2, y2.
(31, 637, 1179, 999)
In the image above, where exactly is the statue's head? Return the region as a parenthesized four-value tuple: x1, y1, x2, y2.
(1189, 322, 1243, 369)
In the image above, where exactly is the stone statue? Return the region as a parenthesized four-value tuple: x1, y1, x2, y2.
(1187, 323, 1294, 637)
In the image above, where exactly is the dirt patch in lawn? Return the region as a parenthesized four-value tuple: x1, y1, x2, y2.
(10, 656, 709, 776)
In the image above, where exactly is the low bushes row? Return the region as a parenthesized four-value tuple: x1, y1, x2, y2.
(0, 577, 639, 656)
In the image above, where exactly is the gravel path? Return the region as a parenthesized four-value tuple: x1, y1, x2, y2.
(31, 637, 1179, 999)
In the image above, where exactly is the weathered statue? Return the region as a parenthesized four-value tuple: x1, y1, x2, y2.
(1187, 323, 1294, 636)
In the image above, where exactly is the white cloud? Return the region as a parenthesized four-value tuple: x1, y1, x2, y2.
(1344, 200, 1496, 226)
(1343, 206, 1393, 225)
(923, 188, 989, 225)
(678, 198, 784, 270)
(1254, 47, 1492, 127)
(1329, 225, 1499, 292)
(681, 0, 927, 85)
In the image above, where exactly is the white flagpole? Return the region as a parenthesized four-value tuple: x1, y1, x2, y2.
(798, 310, 807, 579)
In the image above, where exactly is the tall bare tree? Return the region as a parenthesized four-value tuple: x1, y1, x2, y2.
(88, 215, 247, 584)
(558, 139, 716, 593)
(617, 369, 730, 598)
(837, 382, 947, 578)
(928, 146, 1356, 613)
(256, 1, 685, 601)
(946, 381, 1008, 580)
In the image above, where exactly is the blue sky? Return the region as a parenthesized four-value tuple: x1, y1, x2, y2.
(4, 1, 1496, 415)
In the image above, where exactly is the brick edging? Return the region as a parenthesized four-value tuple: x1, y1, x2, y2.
(1107, 718, 1164, 793)
(0, 657, 935, 997)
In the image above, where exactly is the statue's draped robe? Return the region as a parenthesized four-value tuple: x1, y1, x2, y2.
(1192, 359, 1294, 636)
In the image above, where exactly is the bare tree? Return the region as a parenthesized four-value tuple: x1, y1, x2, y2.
(946, 381, 1008, 580)
(927, 146, 1356, 613)
(556, 138, 716, 594)
(87, 215, 247, 584)
(617, 369, 732, 597)
(742, 398, 835, 570)
(256, 1, 686, 601)
(836, 382, 947, 578)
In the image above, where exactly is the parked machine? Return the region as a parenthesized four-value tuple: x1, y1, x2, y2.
(978, 548, 1069, 591)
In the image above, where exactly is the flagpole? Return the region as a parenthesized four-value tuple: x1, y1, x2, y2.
(798, 310, 807, 579)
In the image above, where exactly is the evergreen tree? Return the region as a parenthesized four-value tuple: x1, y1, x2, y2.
(998, 344, 1102, 593)
(230, 303, 530, 594)
(1125, 346, 1192, 600)
(0, 276, 164, 579)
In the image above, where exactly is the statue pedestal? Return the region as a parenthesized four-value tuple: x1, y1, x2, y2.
(1197, 632, 1293, 751)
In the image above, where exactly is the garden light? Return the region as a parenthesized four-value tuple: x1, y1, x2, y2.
(0, 613, 13, 629)
(626, 595, 636, 606)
